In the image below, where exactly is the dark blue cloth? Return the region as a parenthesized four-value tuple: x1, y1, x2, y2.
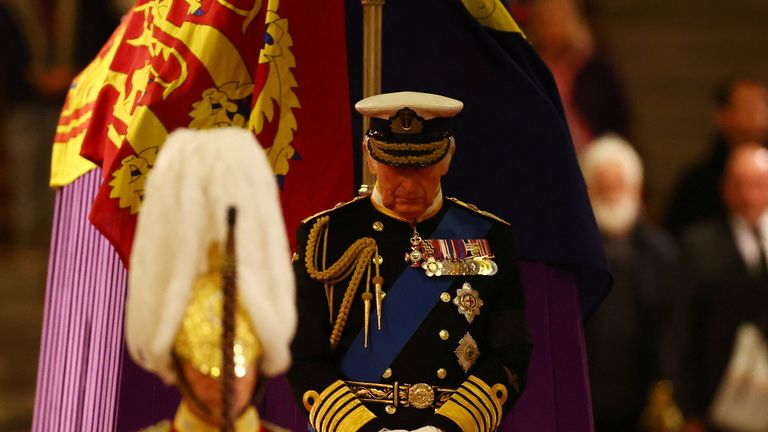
(344, 0, 611, 319)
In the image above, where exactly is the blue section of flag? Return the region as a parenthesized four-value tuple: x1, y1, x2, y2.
(345, 0, 611, 319)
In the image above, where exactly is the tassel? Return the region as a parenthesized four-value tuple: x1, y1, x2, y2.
(362, 292, 373, 348)
(373, 276, 384, 330)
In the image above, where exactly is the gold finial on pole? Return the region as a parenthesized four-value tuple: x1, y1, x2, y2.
(359, 0, 385, 196)
(640, 380, 684, 432)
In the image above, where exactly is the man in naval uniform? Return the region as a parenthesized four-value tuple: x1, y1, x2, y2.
(124, 128, 296, 432)
(288, 92, 532, 432)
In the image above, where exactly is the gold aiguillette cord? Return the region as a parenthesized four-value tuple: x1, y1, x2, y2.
(362, 247, 382, 347)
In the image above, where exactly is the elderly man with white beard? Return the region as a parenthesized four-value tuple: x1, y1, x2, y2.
(579, 135, 683, 431)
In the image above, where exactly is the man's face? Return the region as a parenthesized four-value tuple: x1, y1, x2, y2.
(722, 146, 768, 225)
(178, 358, 258, 425)
(716, 82, 768, 146)
(588, 161, 641, 238)
(369, 155, 449, 221)
(528, 0, 587, 61)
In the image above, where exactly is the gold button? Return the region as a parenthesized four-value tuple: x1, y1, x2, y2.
(437, 368, 447, 379)
(372, 255, 383, 265)
(439, 330, 449, 340)
(440, 292, 451, 303)
(385, 405, 396, 415)
(382, 368, 392, 379)
(373, 221, 384, 232)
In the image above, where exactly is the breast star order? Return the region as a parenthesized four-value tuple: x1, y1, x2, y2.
(453, 282, 483, 323)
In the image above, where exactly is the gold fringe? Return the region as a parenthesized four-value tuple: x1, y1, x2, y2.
(368, 136, 450, 166)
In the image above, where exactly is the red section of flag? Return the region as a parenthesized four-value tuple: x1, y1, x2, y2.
(261, 1, 355, 249)
(87, 1, 269, 265)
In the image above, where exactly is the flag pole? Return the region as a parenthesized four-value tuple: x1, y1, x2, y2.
(221, 207, 237, 432)
(358, 0, 385, 196)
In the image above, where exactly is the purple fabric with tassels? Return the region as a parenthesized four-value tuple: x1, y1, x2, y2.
(32, 169, 127, 431)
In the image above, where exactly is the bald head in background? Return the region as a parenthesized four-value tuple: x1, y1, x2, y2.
(722, 143, 768, 226)
(677, 145, 768, 429)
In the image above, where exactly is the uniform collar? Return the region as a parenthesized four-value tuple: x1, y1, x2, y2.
(370, 183, 443, 223)
(173, 401, 260, 432)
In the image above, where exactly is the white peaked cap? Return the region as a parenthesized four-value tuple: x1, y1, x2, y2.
(355, 91, 463, 120)
(125, 127, 296, 384)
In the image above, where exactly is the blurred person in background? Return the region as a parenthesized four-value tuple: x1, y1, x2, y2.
(526, 0, 630, 151)
(0, 0, 119, 248)
(0, 1, 29, 245)
(580, 134, 683, 432)
(677, 144, 768, 432)
(665, 77, 768, 236)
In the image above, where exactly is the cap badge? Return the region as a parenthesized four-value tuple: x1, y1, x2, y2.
(390, 108, 424, 135)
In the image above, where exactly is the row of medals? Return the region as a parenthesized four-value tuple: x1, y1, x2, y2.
(406, 244, 498, 277)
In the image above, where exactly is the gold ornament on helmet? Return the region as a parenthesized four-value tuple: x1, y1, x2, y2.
(173, 244, 262, 379)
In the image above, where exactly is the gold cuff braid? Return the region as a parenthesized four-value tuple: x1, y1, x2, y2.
(435, 375, 505, 432)
(306, 380, 377, 432)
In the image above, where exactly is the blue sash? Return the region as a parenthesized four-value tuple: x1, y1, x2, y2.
(339, 206, 492, 382)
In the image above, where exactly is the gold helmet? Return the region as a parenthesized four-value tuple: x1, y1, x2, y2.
(172, 244, 262, 380)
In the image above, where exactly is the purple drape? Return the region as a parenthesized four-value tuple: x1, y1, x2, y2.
(503, 262, 593, 431)
(33, 169, 128, 431)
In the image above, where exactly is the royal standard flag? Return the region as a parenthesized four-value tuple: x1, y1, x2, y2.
(51, 0, 354, 265)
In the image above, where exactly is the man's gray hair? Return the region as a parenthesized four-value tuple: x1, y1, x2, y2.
(579, 133, 644, 188)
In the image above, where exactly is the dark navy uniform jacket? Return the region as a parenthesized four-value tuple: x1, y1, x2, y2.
(287, 195, 532, 432)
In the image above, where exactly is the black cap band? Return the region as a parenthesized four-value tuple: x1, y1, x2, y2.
(365, 108, 454, 167)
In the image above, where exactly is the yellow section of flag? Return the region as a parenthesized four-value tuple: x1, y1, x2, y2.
(461, 0, 525, 35)
(49, 21, 128, 187)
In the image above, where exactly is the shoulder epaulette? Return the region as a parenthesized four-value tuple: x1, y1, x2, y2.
(300, 195, 367, 223)
(446, 197, 511, 226)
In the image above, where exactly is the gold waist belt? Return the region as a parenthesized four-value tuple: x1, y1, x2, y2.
(345, 380, 456, 410)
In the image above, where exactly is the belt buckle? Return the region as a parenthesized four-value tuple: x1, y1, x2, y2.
(407, 383, 435, 409)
